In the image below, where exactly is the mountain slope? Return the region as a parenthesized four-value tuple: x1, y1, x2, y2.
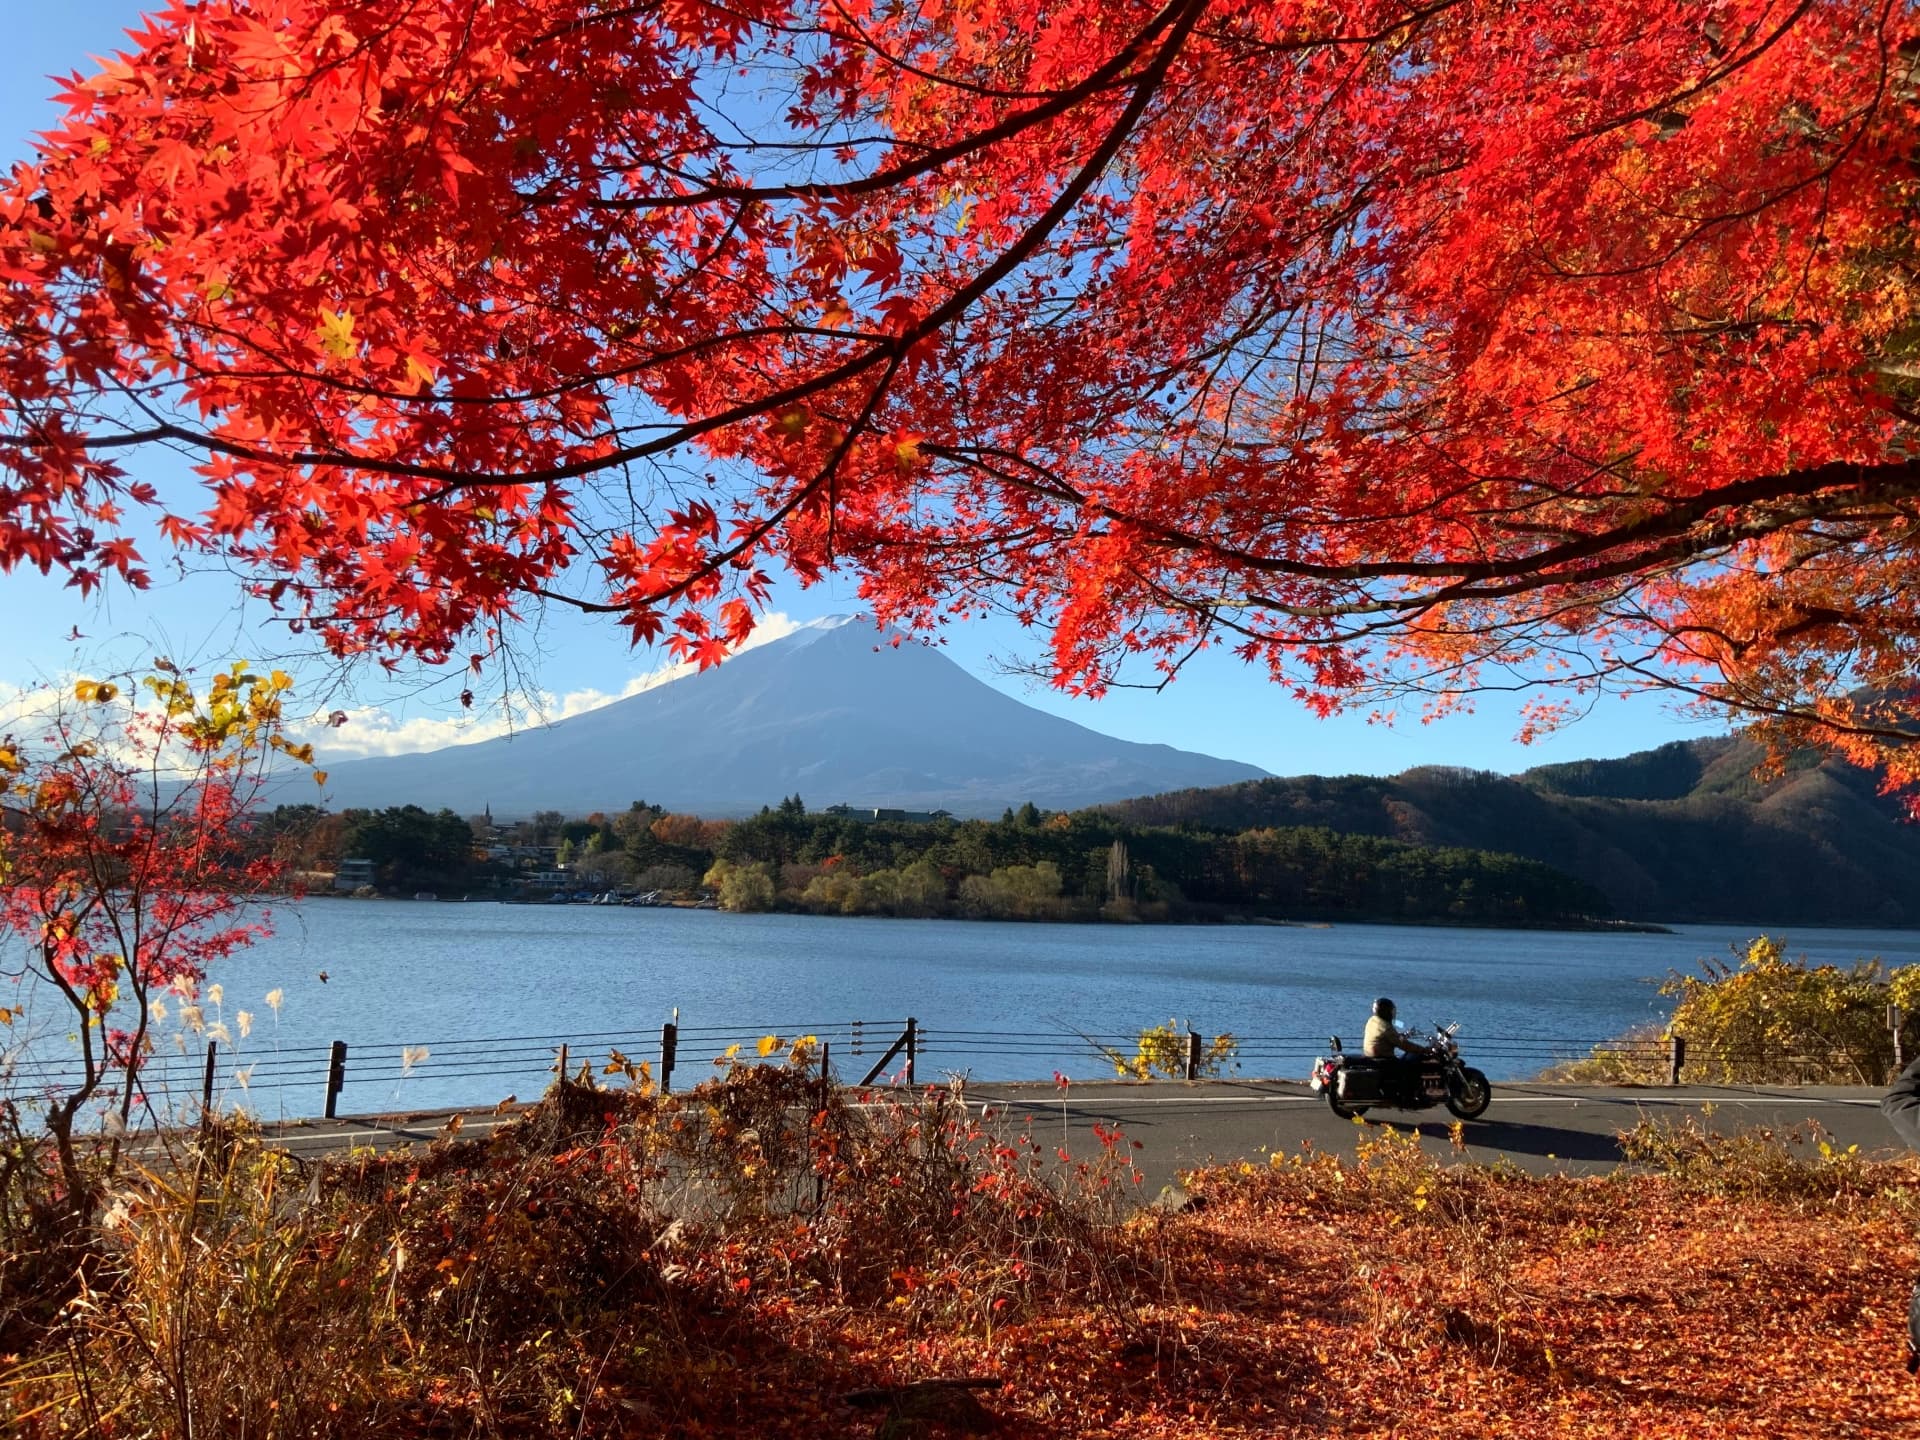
(308, 617, 1268, 817)
(1096, 738, 1920, 925)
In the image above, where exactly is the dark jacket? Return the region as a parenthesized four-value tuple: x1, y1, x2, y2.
(1884, 1054, 1920, 1150)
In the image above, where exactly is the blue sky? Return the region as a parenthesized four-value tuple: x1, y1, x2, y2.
(0, 3, 1728, 776)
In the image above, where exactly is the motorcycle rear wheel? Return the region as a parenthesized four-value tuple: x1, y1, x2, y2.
(1326, 1090, 1371, 1120)
(1445, 1067, 1491, 1120)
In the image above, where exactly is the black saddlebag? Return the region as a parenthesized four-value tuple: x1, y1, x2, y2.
(1335, 1064, 1385, 1104)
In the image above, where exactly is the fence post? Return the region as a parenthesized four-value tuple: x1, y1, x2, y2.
(1184, 1030, 1202, 1082)
(904, 1017, 917, 1087)
(1666, 1033, 1686, 1087)
(1893, 1004, 1906, 1074)
(556, 1043, 569, 1087)
(201, 1039, 217, 1119)
(660, 1021, 678, 1094)
(324, 1040, 348, 1119)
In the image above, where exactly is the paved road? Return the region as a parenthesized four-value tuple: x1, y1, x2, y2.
(963, 1079, 1906, 1192)
(259, 1079, 1908, 1195)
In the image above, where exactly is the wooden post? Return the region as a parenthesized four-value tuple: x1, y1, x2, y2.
(324, 1040, 348, 1119)
(201, 1039, 217, 1118)
(1184, 1030, 1202, 1081)
(556, 1042, 569, 1086)
(904, 1017, 917, 1087)
(660, 1021, 678, 1094)
(858, 1022, 913, 1086)
(1666, 1033, 1686, 1087)
(1893, 1004, 1906, 1074)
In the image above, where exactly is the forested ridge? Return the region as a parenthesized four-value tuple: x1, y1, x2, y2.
(1100, 738, 1920, 925)
(698, 801, 1609, 926)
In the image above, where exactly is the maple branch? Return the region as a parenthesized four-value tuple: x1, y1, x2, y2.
(17, 0, 1214, 515)
(579, 0, 1196, 212)
(1094, 460, 1920, 592)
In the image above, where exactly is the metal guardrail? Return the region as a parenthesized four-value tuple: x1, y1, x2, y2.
(3, 1016, 1899, 1123)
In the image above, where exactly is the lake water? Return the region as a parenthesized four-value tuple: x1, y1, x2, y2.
(17, 902, 1920, 1118)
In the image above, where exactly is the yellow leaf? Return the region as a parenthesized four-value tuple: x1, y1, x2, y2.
(722, 1043, 741, 1061)
(756, 1034, 780, 1058)
(317, 306, 357, 361)
(892, 435, 923, 474)
(312, 770, 328, 787)
(819, 297, 853, 329)
(0, 1007, 15, 1027)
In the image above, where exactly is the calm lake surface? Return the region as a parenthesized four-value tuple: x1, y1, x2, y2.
(77, 902, 1920, 1118)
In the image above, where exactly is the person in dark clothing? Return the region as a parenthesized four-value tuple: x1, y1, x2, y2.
(1882, 1055, 1920, 1371)
(1885, 1054, 1920, 1151)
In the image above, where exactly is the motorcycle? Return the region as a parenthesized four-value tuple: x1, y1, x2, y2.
(1308, 1022, 1492, 1120)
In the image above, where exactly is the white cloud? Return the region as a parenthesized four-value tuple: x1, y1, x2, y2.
(0, 679, 63, 735)
(0, 675, 170, 768)
(297, 611, 810, 761)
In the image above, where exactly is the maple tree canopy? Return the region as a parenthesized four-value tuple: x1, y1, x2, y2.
(1, 1, 1917, 781)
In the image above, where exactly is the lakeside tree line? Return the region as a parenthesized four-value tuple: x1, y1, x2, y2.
(254, 795, 1609, 928)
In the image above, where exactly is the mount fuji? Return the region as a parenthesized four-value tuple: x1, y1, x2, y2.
(306, 617, 1269, 817)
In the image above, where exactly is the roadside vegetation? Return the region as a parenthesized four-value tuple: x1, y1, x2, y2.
(3, 1052, 1916, 1439)
(1547, 936, 1920, 1085)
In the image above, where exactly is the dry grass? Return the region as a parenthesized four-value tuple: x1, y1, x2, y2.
(1, 1058, 1160, 1436)
(2, 1069, 1918, 1438)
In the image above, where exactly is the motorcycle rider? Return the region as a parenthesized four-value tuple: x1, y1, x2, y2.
(1363, 997, 1430, 1102)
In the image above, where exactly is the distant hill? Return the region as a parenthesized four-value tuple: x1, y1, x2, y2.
(1096, 738, 1920, 926)
(308, 616, 1269, 817)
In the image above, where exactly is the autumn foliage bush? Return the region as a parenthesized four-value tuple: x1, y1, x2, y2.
(0, 1050, 1161, 1436)
(1615, 1110, 1881, 1203)
(1660, 937, 1920, 1085)
(1100, 1020, 1241, 1081)
(1548, 936, 1920, 1085)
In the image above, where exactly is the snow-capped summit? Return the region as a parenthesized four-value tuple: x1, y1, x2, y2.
(777, 612, 864, 651)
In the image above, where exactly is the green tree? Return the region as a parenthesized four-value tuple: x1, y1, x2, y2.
(704, 859, 776, 913)
(339, 806, 476, 891)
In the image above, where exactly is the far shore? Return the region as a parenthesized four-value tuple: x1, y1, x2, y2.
(273, 887, 1676, 934)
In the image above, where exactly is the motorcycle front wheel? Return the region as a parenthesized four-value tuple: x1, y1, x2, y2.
(1445, 1067, 1491, 1120)
(1326, 1090, 1371, 1120)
